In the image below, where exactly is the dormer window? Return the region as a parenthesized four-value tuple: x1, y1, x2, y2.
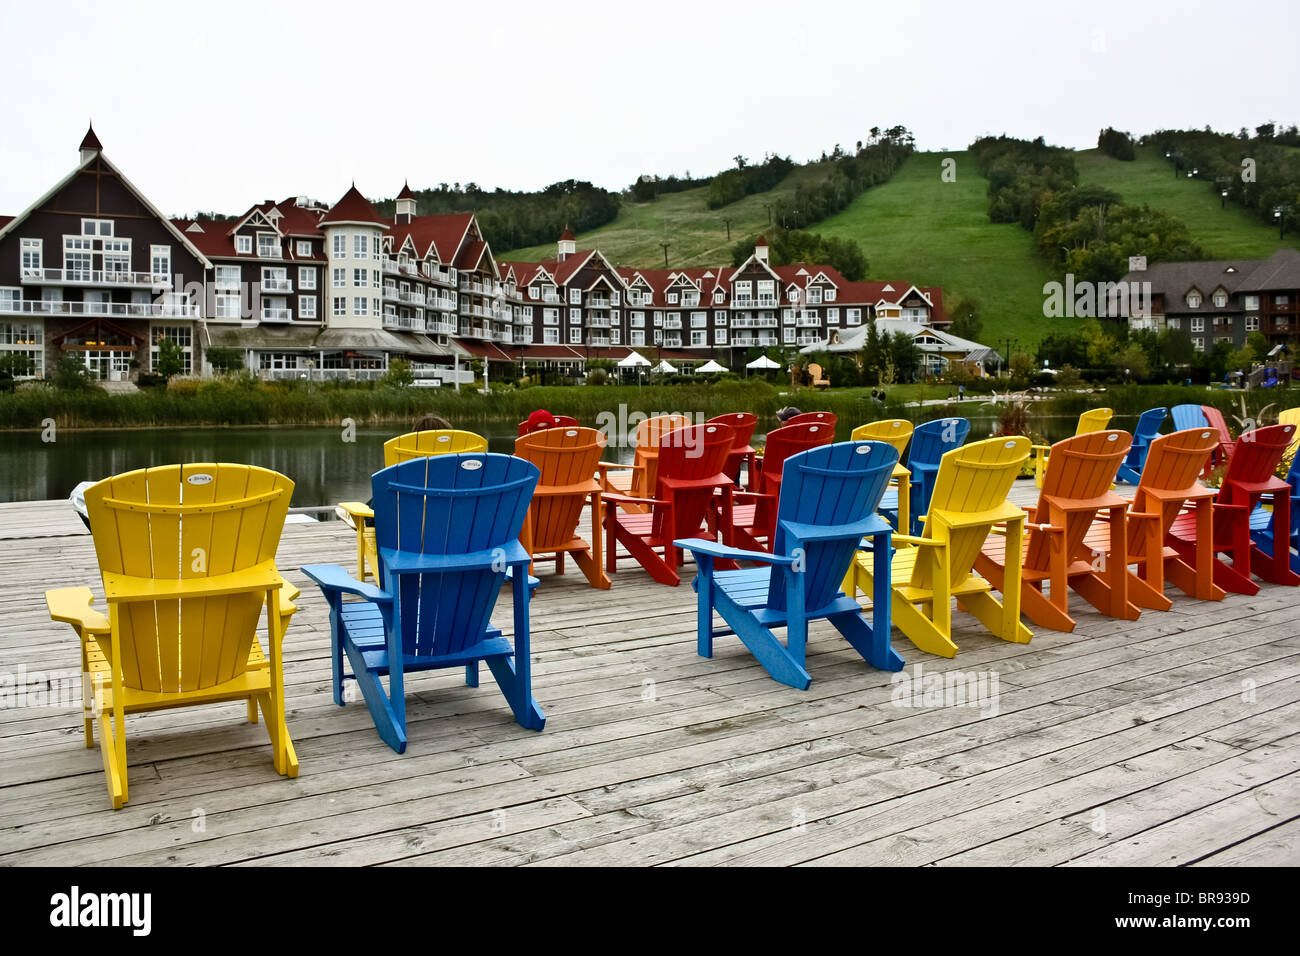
(1212, 290, 1227, 308)
(1186, 290, 1202, 308)
(236, 235, 252, 254)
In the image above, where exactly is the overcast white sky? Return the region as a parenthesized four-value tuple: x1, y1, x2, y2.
(1, 0, 1296, 217)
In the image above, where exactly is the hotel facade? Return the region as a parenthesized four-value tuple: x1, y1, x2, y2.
(0, 130, 962, 384)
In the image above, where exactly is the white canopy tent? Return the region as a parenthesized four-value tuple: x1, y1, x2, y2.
(617, 350, 651, 368)
(653, 359, 677, 374)
(697, 359, 728, 373)
(745, 355, 781, 369)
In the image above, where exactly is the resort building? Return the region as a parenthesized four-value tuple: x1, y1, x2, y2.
(1119, 250, 1300, 352)
(1, 128, 966, 383)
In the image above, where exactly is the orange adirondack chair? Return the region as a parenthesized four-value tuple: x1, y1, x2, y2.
(596, 413, 692, 515)
(785, 411, 837, 429)
(518, 414, 579, 436)
(604, 423, 735, 586)
(1082, 428, 1223, 610)
(721, 421, 836, 551)
(1200, 405, 1236, 471)
(710, 412, 759, 489)
(976, 430, 1137, 632)
(514, 426, 611, 589)
(1167, 423, 1300, 593)
(808, 363, 830, 389)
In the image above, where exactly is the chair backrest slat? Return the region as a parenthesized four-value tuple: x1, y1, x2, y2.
(757, 422, 836, 495)
(515, 426, 606, 551)
(708, 412, 758, 449)
(1171, 404, 1209, 432)
(1133, 428, 1219, 533)
(784, 411, 836, 429)
(1077, 407, 1114, 435)
(1027, 431, 1132, 571)
(518, 414, 580, 436)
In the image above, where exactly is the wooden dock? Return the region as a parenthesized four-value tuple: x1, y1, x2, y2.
(2, 484, 1297, 867)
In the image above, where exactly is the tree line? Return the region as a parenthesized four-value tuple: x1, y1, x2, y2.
(705, 154, 797, 209)
(374, 180, 621, 254)
(766, 128, 915, 230)
(728, 229, 868, 281)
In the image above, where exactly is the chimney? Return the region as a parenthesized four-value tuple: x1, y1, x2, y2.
(79, 123, 103, 165)
(754, 235, 770, 264)
(395, 181, 417, 225)
(557, 226, 576, 262)
(1128, 255, 1147, 272)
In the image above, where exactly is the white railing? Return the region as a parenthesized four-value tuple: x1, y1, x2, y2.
(430, 296, 457, 310)
(758, 296, 777, 307)
(662, 336, 682, 347)
(542, 293, 562, 304)
(261, 278, 293, 293)
(732, 316, 778, 328)
(427, 320, 456, 335)
(588, 316, 610, 328)
(259, 368, 386, 381)
(663, 318, 682, 329)
(589, 297, 611, 308)
(257, 246, 282, 259)
(21, 267, 170, 287)
(797, 313, 821, 327)
(383, 315, 423, 331)
(398, 290, 425, 305)
(0, 298, 198, 318)
(423, 265, 454, 284)
(261, 308, 292, 322)
(733, 297, 753, 308)
(588, 336, 611, 346)
(797, 334, 823, 345)
(383, 286, 400, 300)
(732, 334, 779, 347)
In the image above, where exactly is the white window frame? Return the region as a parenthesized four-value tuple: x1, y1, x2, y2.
(353, 233, 369, 259)
(569, 327, 581, 344)
(298, 267, 316, 290)
(81, 219, 114, 237)
(1190, 317, 1205, 332)
(20, 239, 42, 276)
(353, 296, 368, 316)
(569, 288, 581, 305)
(569, 308, 581, 324)
(257, 232, 279, 258)
(332, 297, 346, 317)
(296, 240, 312, 257)
(1245, 316, 1260, 332)
(237, 235, 252, 254)
(299, 296, 317, 320)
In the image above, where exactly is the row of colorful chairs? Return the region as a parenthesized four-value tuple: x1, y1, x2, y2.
(44, 405, 1300, 807)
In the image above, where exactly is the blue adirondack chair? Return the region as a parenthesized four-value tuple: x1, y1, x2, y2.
(1115, 407, 1168, 485)
(1250, 455, 1300, 573)
(674, 441, 903, 690)
(881, 417, 970, 534)
(1171, 404, 1208, 431)
(302, 453, 545, 753)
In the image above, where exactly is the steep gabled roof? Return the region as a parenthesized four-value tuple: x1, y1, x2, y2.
(319, 184, 387, 226)
(396, 181, 416, 201)
(80, 124, 103, 151)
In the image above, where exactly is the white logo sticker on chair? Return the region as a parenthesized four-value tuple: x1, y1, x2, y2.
(1108, 434, 1118, 441)
(1202, 431, 1211, 438)
(856, 445, 870, 454)
(810, 426, 820, 432)
(1005, 441, 1017, 448)
(438, 435, 451, 443)
(565, 429, 578, 436)
(461, 460, 483, 471)
(186, 473, 213, 485)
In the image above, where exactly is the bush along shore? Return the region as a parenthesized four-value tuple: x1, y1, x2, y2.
(0, 374, 1285, 432)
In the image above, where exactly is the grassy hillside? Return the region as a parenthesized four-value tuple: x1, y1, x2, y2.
(500, 161, 834, 267)
(1074, 145, 1300, 258)
(816, 151, 1065, 348)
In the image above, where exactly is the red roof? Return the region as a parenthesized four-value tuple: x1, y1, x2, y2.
(80, 125, 103, 151)
(457, 341, 513, 360)
(0, 216, 14, 231)
(559, 226, 575, 241)
(389, 212, 473, 263)
(319, 185, 386, 226)
(455, 239, 488, 271)
(396, 182, 415, 200)
(755, 235, 768, 246)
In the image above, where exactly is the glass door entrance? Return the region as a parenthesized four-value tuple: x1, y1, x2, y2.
(82, 350, 132, 381)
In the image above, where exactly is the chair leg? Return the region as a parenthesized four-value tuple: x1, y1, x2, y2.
(247, 698, 259, 723)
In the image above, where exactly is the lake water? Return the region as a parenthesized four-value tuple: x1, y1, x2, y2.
(0, 412, 1128, 507)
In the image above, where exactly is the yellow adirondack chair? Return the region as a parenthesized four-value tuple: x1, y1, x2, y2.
(851, 419, 915, 534)
(337, 428, 488, 582)
(848, 436, 1033, 657)
(1032, 407, 1113, 487)
(1280, 407, 1300, 469)
(44, 463, 299, 809)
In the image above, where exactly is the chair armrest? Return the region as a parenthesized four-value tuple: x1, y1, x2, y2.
(380, 540, 532, 574)
(672, 537, 796, 566)
(595, 462, 636, 475)
(603, 492, 665, 507)
(45, 586, 111, 634)
(102, 561, 283, 604)
(336, 500, 373, 523)
(1031, 444, 1051, 454)
(301, 563, 393, 602)
(891, 533, 944, 548)
(730, 490, 776, 503)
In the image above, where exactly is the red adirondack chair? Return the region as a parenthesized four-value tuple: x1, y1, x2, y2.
(604, 423, 736, 586)
(1168, 423, 1300, 594)
(976, 430, 1136, 632)
(720, 421, 836, 551)
(784, 411, 837, 429)
(1199, 405, 1236, 472)
(1083, 428, 1223, 609)
(518, 414, 579, 436)
(710, 412, 759, 490)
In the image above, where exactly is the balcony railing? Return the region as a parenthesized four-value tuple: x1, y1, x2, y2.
(731, 316, 778, 328)
(429, 295, 457, 311)
(588, 336, 611, 346)
(260, 308, 292, 323)
(589, 297, 611, 308)
(383, 314, 424, 332)
(797, 333, 824, 345)
(261, 277, 293, 293)
(21, 267, 171, 288)
(542, 293, 562, 304)
(426, 319, 457, 335)
(588, 316, 610, 328)
(423, 265, 455, 285)
(256, 246, 282, 259)
(732, 297, 753, 308)
(259, 368, 385, 381)
(732, 333, 779, 347)
(0, 298, 198, 318)
(398, 290, 425, 306)
(663, 318, 682, 329)
(796, 313, 821, 327)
